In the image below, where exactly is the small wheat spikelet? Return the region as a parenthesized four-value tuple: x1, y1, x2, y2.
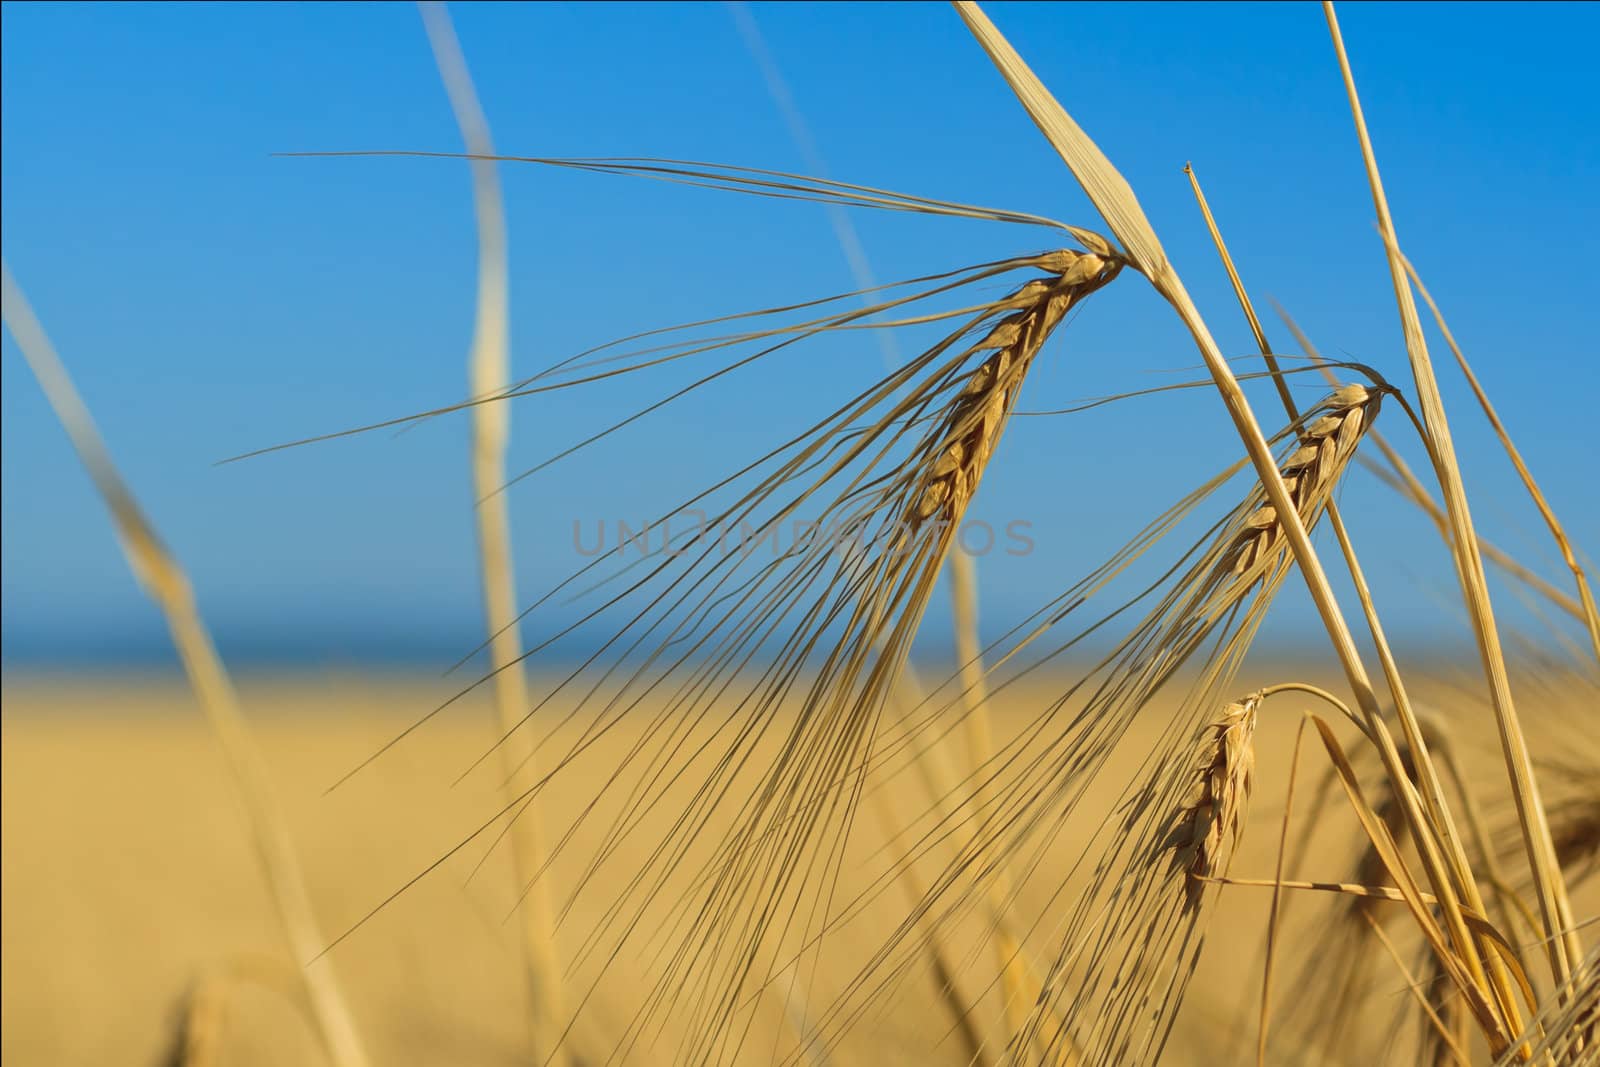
(1169, 693, 1260, 908)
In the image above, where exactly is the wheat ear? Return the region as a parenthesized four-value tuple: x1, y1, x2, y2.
(725, 24, 1057, 1044)
(1218, 384, 1376, 580)
(910, 250, 1109, 532)
(1170, 695, 1261, 909)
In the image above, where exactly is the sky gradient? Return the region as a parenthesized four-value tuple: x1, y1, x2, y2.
(3, 1, 1597, 668)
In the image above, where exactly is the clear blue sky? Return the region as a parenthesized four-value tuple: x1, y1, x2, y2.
(3, 1, 1596, 668)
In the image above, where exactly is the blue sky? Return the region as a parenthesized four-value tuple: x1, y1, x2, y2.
(3, 1, 1597, 668)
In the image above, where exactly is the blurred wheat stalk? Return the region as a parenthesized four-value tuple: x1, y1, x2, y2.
(1, 264, 372, 1067)
(417, 5, 568, 1065)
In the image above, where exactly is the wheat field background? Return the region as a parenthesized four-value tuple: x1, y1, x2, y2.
(4, 670, 1592, 1066)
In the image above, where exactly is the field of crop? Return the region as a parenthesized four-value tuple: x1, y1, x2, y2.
(4, 669, 1594, 1066)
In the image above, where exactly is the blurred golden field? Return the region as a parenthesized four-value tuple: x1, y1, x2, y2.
(5, 670, 1591, 1066)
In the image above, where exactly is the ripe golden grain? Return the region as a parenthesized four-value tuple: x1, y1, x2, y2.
(913, 249, 1116, 530)
(1169, 693, 1260, 909)
(1223, 383, 1380, 582)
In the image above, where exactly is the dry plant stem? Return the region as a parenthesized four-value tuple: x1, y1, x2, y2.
(1246, 689, 1520, 1051)
(1432, 719, 1530, 955)
(1, 263, 371, 1067)
(1396, 251, 1600, 666)
(1492, 949, 1600, 1067)
(1187, 159, 1520, 1022)
(953, 0, 1500, 1021)
(1182, 165, 1297, 419)
(1324, 0, 1580, 984)
(1209, 876, 1458, 908)
(1309, 719, 1525, 1055)
(1324, 504, 1527, 1033)
(419, 6, 566, 1061)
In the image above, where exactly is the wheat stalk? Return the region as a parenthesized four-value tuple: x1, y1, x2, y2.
(417, 6, 568, 1063)
(1493, 948, 1600, 1067)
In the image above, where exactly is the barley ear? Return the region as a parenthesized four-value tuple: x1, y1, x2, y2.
(1170, 695, 1260, 909)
